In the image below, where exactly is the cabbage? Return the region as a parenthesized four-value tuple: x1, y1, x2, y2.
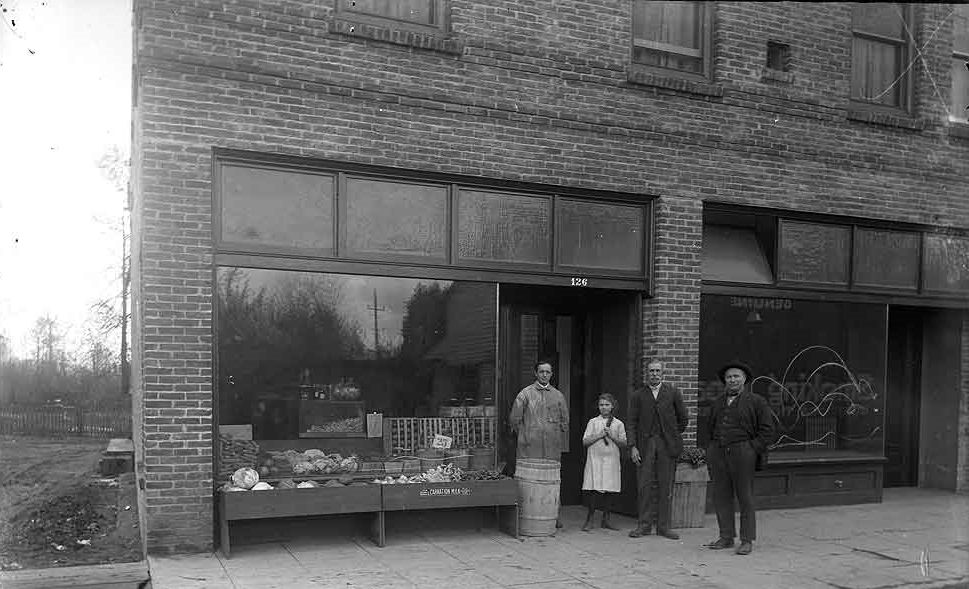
(231, 467, 260, 490)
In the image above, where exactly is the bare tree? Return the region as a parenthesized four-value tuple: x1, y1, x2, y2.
(95, 145, 131, 395)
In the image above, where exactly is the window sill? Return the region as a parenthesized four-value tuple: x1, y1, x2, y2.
(846, 106, 925, 131)
(626, 68, 723, 98)
(947, 122, 969, 140)
(760, 67, 794, 85)
(329, 18, 464, 55)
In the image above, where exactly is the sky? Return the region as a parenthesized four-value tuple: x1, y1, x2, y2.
(0, 0, 131, 360)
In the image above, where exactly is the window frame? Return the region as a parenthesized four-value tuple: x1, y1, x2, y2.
(334, 0, 449, 36)
(951, 4, 969, 124)
(630, 0, 714, 82)
(849, 3, 914, 114)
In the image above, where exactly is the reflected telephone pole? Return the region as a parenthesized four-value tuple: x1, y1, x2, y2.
(368, 289, 387, 358)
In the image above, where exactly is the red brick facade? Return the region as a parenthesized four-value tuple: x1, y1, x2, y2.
(131, 1, 969, 553)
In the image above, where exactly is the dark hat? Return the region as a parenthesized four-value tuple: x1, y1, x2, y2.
(718, 361, 753, 384)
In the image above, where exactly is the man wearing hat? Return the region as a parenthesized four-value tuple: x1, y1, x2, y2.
(704, 361, 774, 556)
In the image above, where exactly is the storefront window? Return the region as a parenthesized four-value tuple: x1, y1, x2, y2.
(217, 267, 497, 443)
(699, 294, 886, 459)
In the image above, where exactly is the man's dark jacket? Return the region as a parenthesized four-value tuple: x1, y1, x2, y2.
(627, 382, 689, 457)
(704, 390, 775, 469)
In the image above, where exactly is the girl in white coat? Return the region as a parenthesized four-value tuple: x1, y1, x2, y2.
(582, 393, 627, 531)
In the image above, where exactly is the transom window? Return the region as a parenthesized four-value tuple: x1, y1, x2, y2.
(632, 1, 712, 79)
(850, 3, 913, 111)
(951, 4, 969, 123)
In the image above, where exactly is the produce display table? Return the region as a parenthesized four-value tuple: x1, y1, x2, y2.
(219, 484, 383, 557)
(218, 478, 518, 557)
(380, 478, 519, 542)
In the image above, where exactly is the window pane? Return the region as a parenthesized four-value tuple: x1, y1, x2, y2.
(852, 228, 919, 289)
(952, 57, 969, 121)
(778, 221, 850, 284)
(852, 3, 904, 38)
(634, 1, 700, 48)
(955, 4, 969, 55)
(217, 267, 498, 444)
(457, 190, 550, 265)
(699, 295, 886, 459)
(923, 234, 969, 292)
(343, 0, 436, 25)
(346, 178, 447, 259)
(221, 166, 334, 250)
(632, 1, 703, 74)
(557, 199, 644, 271)
(852, 37, 901, 106)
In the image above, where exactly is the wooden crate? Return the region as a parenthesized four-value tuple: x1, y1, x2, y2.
(383, 417, 496, 455)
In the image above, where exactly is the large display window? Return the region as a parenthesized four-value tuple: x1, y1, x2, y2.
(698, 294, 886, 459)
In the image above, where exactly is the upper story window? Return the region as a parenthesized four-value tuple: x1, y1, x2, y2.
(951, 4, 969, 123)
(850, 3, 913, 112)
(632, 1, 713, 80)
(336, 0, 448, 34)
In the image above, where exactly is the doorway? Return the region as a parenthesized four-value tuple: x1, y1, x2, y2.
(497, 284, 639, 508)
(884, 307, 921, 487)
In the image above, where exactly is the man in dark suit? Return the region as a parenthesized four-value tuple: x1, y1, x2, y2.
(704, 361, 774, 556)
(627, 359, 689, 539)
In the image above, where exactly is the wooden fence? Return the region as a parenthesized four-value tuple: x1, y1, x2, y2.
(0, 405, 132, 437)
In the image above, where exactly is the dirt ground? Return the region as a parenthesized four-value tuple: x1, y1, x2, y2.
(0, 435, 143, 570)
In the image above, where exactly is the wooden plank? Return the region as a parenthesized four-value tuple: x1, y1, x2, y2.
(0, 561, 149, 589)
(222, 485, 381, 520)
(381, 479, 518, 511)
(105, 438, 134, 455)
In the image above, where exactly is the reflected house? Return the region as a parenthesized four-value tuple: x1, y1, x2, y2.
(417, 283, 497, 414)
(129, 1, 969, 555)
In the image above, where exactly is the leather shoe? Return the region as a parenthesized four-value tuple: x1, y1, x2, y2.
(735, 541, 753, 555)
(628, 526, 652, 538)
(705, 538, 735, 550)
(657, 529, 680, 540)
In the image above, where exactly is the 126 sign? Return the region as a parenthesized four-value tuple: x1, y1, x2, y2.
(570, 277, 588, 287)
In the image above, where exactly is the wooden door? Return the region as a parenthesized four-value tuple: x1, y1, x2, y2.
(497, 285, 637, 506)
(885, 307, 921, 487)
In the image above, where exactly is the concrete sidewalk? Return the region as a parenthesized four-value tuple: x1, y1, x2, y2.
(149, 488, 969, 589)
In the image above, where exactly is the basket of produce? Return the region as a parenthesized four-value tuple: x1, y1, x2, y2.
(469, 446, 495, 471)
(444, 448, 470, 470)
(418, 448, 444, 471)
(401, 458, 422, 474)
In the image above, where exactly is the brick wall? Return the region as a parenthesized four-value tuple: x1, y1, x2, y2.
(131, 0, 969, 551)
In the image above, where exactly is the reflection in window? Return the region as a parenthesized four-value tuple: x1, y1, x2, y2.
(345, 178, 448, 259)
(221, 165, 334, 251)
(217, 267, 497, 441)
(698, 295, 886, 459)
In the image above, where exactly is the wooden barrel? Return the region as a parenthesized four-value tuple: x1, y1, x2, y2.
(469, 447, 495, 471)
(515, 458, 560, 536)
(444, 449, 470, 470)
